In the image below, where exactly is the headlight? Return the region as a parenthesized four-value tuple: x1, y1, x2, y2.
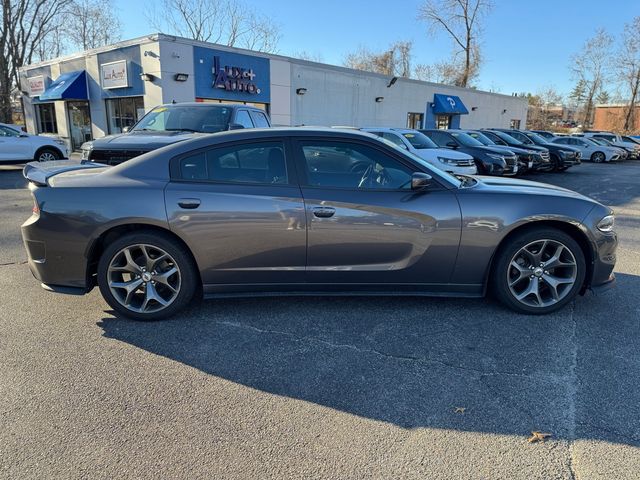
(80, 141, 93, 160)
(597, 214, 615, 232)
(54, 139, 66, 146)
(438, 156, 457, 165)
(486, 153, 504, 161)
(558, 150, 569, 158)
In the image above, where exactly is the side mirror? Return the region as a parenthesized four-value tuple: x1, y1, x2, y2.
(445, 141, 458, 149)
(19, 133, 28, 138)
(122, 126, 130, 133)
(411, 172, 432, 190)
(228, 123, 245, 130)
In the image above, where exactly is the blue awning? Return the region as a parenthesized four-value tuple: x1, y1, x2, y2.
(38, 70, 88, 101)
(432, 94, 469, 115)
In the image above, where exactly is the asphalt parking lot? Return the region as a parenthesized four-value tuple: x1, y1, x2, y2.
(1, 161, 639, 479)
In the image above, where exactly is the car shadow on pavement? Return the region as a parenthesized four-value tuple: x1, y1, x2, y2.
(0, 166, 27, 190)
(98, 272, 640, 446)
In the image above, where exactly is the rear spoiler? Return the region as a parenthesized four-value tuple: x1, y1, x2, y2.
(23, 160, 107, 186)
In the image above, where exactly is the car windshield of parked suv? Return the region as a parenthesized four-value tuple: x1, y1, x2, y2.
(492, 130, 525, 145)
(525, 132, 548, 144)
(449, 131, 484, 147)
(401, 131, 439, 149)
(466, 131, 494, 146)
(134, 105, 233, 133)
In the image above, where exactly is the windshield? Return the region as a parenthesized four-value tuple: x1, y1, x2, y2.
(401, 131, 438, 149)
(492, 130, 524, 145)
(466, 131, 494, 146)
(450, 131, 484, 147)
(373, 136, 462, 188)
(586, 138, 605, 146)
(525, 132, 548, 144)
(134, 105, 233, 133)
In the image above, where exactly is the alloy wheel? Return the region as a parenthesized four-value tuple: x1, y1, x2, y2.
(107, 244, 181, 313)
(507, 239, 577, 308)
(38, 151, 57, 162)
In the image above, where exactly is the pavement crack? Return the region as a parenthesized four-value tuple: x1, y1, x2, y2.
(215, 320, 549, 380)
(0, 261, 27, 267)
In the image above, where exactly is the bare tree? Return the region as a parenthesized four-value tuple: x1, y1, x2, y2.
(291, 50, 324, 63)
(570, 29, 613, 127)
(0, 0, 70, 123)
(527, 86, 564, 129)
(64, 0, 121, 51)
(418, 0, 492, 88)
(617, 16, 640, 132)
(343, 41, 413, 77)
(149, 0, 281, 53)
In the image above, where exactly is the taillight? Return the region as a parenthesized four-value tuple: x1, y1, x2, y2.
(32, 198, 39, 215)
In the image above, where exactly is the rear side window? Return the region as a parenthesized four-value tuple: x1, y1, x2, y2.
(177, 141, 287, 184)
(250, 111, 270, 128)
(234, 110, 254, 128)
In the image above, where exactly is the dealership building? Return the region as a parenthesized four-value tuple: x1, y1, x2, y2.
(19, 33, 528, 151)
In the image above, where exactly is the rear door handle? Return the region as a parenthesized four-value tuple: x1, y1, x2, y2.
(312, 206, 335, 218)
(178, 198, 201, 209)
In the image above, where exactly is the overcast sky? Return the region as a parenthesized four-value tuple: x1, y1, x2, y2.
(114, 0, 639, 97)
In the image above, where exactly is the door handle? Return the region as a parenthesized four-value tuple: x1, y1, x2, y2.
(178, 198, 201, 209)
(312, 206, 335, 218)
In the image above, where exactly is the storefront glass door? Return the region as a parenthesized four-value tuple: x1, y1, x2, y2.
(67, 101, 92, 151)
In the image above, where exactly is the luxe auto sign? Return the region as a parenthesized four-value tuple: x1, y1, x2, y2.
(212, 56, 261, 94)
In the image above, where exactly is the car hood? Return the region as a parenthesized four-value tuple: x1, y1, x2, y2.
(471, 175, 592, 201)
(541, 142, 580, 153)
(90, 130, 205, 150)
(425, 148, 474, 160)
(466, 145, 518, 156)
(487, 145, 536, 156)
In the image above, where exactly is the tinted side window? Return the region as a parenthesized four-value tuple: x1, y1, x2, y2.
(234, 110, 254, 128)
(299, 141, 413, 190)
(0, 126, 19, 137)
(178, 141, 287, 184)
(426, 131, 452, 146)
(380, 132, 406, 149)
(249, 111, 270, 128)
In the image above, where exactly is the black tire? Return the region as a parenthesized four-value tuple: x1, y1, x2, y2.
(492, 228, 586, 315)
(97, 231, 199, 320)
(550, 154, 561, 172)
(35, 147, 61, 162)
(590, 151, 605, 163)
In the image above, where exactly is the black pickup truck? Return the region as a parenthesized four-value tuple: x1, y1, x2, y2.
(82, 102, 271, 165)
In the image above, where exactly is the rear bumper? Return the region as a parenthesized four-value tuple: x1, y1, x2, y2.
(22, 213, 91, 291)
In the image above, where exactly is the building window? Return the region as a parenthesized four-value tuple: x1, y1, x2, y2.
(510, 119, 521, 129)
(407, 112, 424, 129)
(106, 97, 145, 134)
(35, 103, 57, 133)
(436, 115, 451, 129)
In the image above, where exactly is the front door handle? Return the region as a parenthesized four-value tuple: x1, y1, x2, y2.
(178, 198, 201, 209)
(312, 206, 335, 218)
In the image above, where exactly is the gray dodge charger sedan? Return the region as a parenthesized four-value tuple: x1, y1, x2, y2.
(21, 128, 617, 320)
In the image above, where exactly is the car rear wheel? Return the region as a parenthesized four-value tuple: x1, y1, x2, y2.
(97, 231, 199, 320)
(35, 148, 61, 162)
(591, 151, 605, 163)
(492, 228, 586, 315)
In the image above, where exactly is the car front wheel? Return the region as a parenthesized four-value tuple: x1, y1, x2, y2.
(591, 151, 605, 163)
(492, 228, 586, 314)
(97, 231, 199, 320)
(35, 148, 61, 162)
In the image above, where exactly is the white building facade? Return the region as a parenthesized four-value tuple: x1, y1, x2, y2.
(19, 34, 528, 151)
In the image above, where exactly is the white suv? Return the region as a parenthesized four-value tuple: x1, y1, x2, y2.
(580, 132, 640, 159)
(0, 123, 68, 163)
(361, 128, 477, 175)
